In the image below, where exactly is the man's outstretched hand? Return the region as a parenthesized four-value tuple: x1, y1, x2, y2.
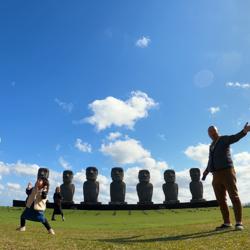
(243, 122, 250, 134)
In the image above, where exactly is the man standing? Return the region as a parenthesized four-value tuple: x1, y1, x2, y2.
(202, 123, 250, 231)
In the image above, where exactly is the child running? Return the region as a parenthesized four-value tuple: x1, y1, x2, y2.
(16, 177, 55, 235)
(51, 186, 65, 221)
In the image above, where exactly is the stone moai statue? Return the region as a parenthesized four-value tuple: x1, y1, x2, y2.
(189, 168, 206, 203)
(109, 167, 127, 205)
(163, 169, 180, 204)
(83, 166, 101, 204)
(60, 170, 75, 204)
(137, 170, 153, 205)
(37, 168, 49, 179)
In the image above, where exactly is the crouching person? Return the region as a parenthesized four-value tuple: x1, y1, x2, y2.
(16, 177, 55, 235)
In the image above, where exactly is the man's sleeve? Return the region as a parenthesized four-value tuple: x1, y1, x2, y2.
(204, 162, 211, 174)
(224, 130, 247, 145)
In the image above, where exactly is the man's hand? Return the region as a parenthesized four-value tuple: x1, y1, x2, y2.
(202, 170, 209, 181)
(243, 122, 250, 134)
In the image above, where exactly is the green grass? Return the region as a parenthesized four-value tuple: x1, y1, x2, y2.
(0, 207, 250, 250)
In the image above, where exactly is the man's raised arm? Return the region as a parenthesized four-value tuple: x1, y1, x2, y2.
(225, 122, 250, 145)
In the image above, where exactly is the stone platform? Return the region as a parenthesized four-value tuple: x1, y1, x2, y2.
(13, 199, 218, 210)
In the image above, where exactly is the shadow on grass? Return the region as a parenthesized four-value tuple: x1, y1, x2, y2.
(98, 230, 235, 244)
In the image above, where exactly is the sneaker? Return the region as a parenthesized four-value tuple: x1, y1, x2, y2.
(62, 217, 65, 221)
(51, 218, 56, 221)
(48, 229, 55, 235)
(215, 224, 233, 231)
(235, 224, 244, 231)
(16, 226, 26, 232)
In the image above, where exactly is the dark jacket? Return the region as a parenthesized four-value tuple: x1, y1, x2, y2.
(53, 193, 62, 207)
(206, 130, 246, 172)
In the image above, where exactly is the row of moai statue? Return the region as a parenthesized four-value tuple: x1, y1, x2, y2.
(37, 167, 206, 205)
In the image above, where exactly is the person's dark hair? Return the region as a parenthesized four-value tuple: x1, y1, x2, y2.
(55, 186, 60, 193)
(39, 176, 49, 192)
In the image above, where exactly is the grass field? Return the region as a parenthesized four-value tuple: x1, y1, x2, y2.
(0, 206, 249, 250)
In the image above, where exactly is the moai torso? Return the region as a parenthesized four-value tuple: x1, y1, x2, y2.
(163, 170, 179, 204)
(60, 170, 75, 203)
(189, 168, 206, 202)
(83, 167, 100, 204)
(110, 167, 126, 204)
(137, 170, 153, 204)
(37, 168, 49, 179)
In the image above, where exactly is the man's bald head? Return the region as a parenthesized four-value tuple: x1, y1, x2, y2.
(208, 125, 219, 141)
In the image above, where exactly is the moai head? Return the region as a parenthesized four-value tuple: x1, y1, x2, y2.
(138, 170, 150, 183)
(190, 168, 201, 182)
(86, 166, 98, 181)
(63, 170, 73, 185)
(111, 167, 124, 182)
(164, 170, 176, 183)
(37, 168, 49, 179)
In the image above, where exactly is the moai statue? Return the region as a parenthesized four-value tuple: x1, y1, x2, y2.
(37, 168, 49, 179)
(163, 169, 180, 204)
(137, 170, 153, 205)
(60, 170, 75, 204)
(83, 166, 101, 204)
(109, 167, 127, 205)
(189, 168, 206, 203)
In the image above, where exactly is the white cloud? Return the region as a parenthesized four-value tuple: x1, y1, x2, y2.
(208, 106, 220, 115)
(194, 69, 214, 88)
(0, 162, 10, 175)
(135, 36, 151, 48)
(100, 138, 151, 165)
(7, 182, 21, 190)
(233, 151, 250, 166)
(0, 160, 41, 177)
(75, 138, 92, 153)
(100, 136, 168, 203)
(231, 152, 250, 204)
(74, 169, 86, 184)
(0, 183, 4, 195)
(13, 161, 40, 177)
(226, 82, 250, 89)
(55, 98, 74, 113)
(58, 157, 72, 170)
(83, 91, 158, 131)
(107, 132, 122, 141)
(184, 143, 209, 167)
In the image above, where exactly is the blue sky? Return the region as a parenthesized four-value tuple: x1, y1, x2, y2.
(1, 0, 250, 205)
